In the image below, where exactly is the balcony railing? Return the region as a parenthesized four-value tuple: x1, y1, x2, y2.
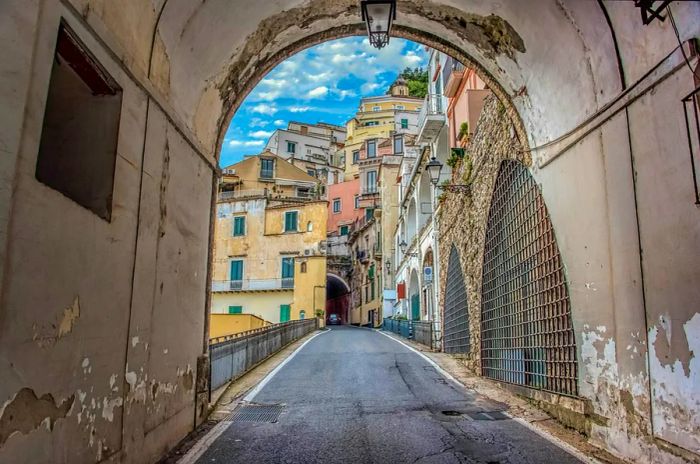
(218, 189, 267, 201)
(416, 93, 446, 145)
(218, 188, 321, 202)
(361, 186, 379, 195)
(212, 278, 295, 292)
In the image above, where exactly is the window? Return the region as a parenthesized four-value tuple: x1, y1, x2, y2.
(372, 106, 381, 111)
(230, 260, 243, 284)
(371, 278, 375, 300)
(36, 24, 122, 221)
(287, 141, 296, 153)
(366, 208, 374, 220)
(394, 135, 403, 154)
(366, 170, 377, 193)
(260, 158, 274, 178)
(281, 258, 295, 289)
(340, 225, 349, 236)
(401, 118, 409, 129)
(232, 216, 245, 236)
(367, 140, 377, 158)
(228, 306, 242, 314)
(354, 195, 360, 209)
(307, 169, 316, 178)
(352, 150, 360, 164)
(332, 198, 341, 213)
(284, 211, 298, 232)
(366, 121, 378, 126)
(395, 105, 404, 110)
(307, 221, 313, 232)
(299, 310, 306, 320)
(300, 262, 307, 273)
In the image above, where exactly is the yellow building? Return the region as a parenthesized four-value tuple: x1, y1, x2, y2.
(209, 314, 269, 339)
(344, 79, 423, 178)
(211, 153, 328, 330)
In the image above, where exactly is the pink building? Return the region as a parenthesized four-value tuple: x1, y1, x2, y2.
(445, 65, 490, 148)
(327, 178, 361, 236)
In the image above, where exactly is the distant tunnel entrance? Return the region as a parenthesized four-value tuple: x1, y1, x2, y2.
(326, 273, 350, 325)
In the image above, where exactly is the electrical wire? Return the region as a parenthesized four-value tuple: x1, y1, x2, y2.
(666, 5, 700, 79)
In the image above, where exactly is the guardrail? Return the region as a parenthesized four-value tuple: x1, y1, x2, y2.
(212, 278, 295, 292)
(209, 319, 318, 392)
(382, 318, 433, 349)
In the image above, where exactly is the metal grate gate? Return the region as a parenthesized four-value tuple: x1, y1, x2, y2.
(443, 246, 470, 354)
(480, 160, 577, 396)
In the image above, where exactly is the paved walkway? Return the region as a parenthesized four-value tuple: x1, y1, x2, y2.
(192, 326, 586, 463)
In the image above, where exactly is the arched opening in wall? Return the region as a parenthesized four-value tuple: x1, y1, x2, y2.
(408, 269, 421, 321)
(481, 160, 577, 396)
(444, 245, 470, 354)
(326, 273, 351, 325)
(421, 248, 434, 320)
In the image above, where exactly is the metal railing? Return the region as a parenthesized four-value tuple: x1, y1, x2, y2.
(382, 318, 433, 349)
(417, 93, 444, 130)
(218, 188, 321, 202)
(361, 186, 379, 195)
(218, 189, 267, 201)
(212, 278, 295, 292)
(209, 319, 318, 391)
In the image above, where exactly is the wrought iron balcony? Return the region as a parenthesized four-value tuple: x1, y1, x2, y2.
(416, 93, 446, 145)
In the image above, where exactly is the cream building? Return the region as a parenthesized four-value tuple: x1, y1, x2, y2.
(212, 154, 328, 325)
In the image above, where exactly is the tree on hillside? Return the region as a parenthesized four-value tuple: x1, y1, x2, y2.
(388, 67, 428, 98)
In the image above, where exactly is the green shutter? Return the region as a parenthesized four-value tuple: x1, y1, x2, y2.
(284, 211, 298, 232)
(228, 305, 242, 314)
(280, 304, 291, 322)
(233, 216, 245, 236)
(340, 225, 349, 236)
(281, 258, 295, 278)
(230, 260, 243, 280)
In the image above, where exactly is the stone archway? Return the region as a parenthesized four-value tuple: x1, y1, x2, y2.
(326, 272, 351, 325)
(2, 2, 699, 463)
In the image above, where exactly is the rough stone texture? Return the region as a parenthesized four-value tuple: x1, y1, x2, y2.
(437, 95, 527, 375)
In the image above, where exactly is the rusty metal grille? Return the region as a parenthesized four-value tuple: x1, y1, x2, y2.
(443, 245, 470, 354)
(480, 160, 577, 396)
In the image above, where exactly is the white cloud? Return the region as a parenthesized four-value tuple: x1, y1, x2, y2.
(249, 118, 269, 128)
(250, 103, 277, 115)
(306, 86, 328, 98)
(249, 130, 273, 139)
(274, 119, 286, 126)
(229, 140, 265, 147)
(289, 106, 312, 113)
(256, 90, 283, 101)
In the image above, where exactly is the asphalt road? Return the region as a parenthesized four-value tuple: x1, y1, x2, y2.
(195, 326, 584, 464)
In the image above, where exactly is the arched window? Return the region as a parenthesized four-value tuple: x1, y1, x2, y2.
(481, 160, 577, 396)
(300, 262, 307, 273)
(299, 310, 306, 320)
(307, 221, 313, 232)
(443, 245, 469, 354)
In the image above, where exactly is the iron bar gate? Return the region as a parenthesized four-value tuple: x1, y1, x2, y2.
(480, 160, 578, 397)
(443, 245, 470, 354)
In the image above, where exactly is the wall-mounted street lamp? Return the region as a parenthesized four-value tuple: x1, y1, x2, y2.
(425, 156, 470, 192)
(385, 259, 391, 272)
(361, 0, 396, 49)
(399, 239, 418, 257)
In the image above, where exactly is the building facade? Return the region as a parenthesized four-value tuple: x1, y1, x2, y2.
(212, 154, 327, 325)
(265, 121, 346, 185)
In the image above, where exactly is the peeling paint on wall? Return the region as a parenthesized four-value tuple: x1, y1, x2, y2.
(648, 313, 700, 453)
(0, 388, 75, 446)
(31, 296, 80, 347)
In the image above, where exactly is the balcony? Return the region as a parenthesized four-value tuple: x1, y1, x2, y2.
(361, 185, 379, 196)
(443, 58, 466, 98)
(212, 278, 294, 292)
(416, 94, 446, 145)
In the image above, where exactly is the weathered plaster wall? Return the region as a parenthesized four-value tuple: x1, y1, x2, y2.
(0, 2, 212, 463)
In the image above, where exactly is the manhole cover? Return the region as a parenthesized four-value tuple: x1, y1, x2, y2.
(441, 410, 462, 416)
(229, 404, 284, 423)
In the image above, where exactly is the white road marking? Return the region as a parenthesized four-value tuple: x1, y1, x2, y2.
(375, 330, 601, 464)
(177, 329, 327, 464)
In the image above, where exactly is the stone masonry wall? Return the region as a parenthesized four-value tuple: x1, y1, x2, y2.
(436, 95, 528, 373)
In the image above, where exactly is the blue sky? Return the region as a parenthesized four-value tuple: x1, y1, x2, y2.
(220, 37, 428, 166)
